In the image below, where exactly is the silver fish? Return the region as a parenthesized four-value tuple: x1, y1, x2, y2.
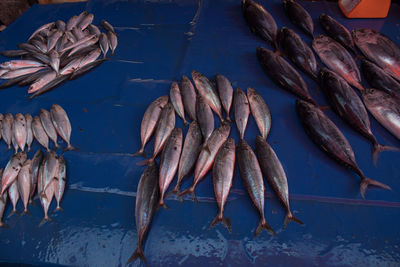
(196, 95, 214, 143)
(12, 113, 27, 152)
(8, 180, 20, 217)
(66, 16, 79, 31)
(28, 22, 55, 41)
(247, 87, 271, 139)
(99, 33, 109, 57)
(78, 13, 94, 31)
(1, 66, 46, 79)
(32, 115, 50, 151)
(47, 30, 63, 52)
(234, 87, 250, 139)
(72, 27, 85, 40)
(49, 50, 60, 73)
(67, 36, 99, 57)
(0, 59, 44, 70)
(41, 151, 59, 196)
(180, 75, 197, 121)
(54, 156, 66, 212)
(40, 109, 59, 149)
(39, 178, 56, 227)
(59, 57, 83, 75)
(30, 150, 43, 202)
(88, 24, 101, 36)
(170, 82, 187, 125)
(56, 20, 66, 31)
(28, 71, 57, 94)
(2, 114, 13, 150)
(50, 104, 74, 150)
(0, 113, 3, 141)
(216, 74, 233, 122)
(30, 39, 48, 53)
(0, 169, 7, 227)
(60, 34, 96, 53)
(17, 159, 32, 215)
(78, 48, 101, 68)
(101, 20, 115, 33)
(108, 31, 118, 54)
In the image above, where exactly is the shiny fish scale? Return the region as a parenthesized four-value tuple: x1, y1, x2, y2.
(40, 109, 58, 148)
(50, 104, 73, 149)
(32, 116, 49, 151)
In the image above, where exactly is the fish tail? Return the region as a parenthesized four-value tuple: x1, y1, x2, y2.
(360, 177, 391, 199)
(21, 208, 32, 216)
(29, 199, 37, 206)
(225, 116, 231, 123)
(54, 205, 64, 213)
(157, 199, 169, 210)
(179, 186, 198, 203)
(165, 186, 182, 202)
(210, 213, 232, 233)
(38, 215, 54, 227)
(183, 118, 189, 126)
(27, 145, 31, 152)
(132, 147, 146, 158)
(126, 246, 147, 265)
(64, 144, 77, 152)
(283, 211, 304, 229)
(255, 218, 276, 238)
(372, 142, 400, 166)
(136, 157, 154, 166)
(273, 40, 279, 53)
(7, 209, 19, 218)
(0, 221, 9, 228)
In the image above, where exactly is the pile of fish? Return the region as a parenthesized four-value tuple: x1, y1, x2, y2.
(0, 149, 67, 227)
(0, 104, 73, 152)
(129, 70, 303, 264)
(242, 0, 399, 197)
(0, 11, 117, 98)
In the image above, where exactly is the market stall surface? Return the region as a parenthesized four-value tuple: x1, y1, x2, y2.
(0, 0, 399, 266)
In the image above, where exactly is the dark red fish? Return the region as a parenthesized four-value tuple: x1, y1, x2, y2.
(283, 0, 314, 37)
(233, 87, 250, 140)
(216, 74, 233, 122)
(320, 14, 355, 54)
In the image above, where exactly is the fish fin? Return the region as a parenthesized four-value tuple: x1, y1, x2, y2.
(210, 214, 232, 233)
(157, 199, 169, 210)
(165, 187, 182, 202)
(53, 206, 64, 213)
(38, 215, 54, 227)
(40, 192, 48, 200)
(254, 218, 276, 238)
(372, 143, 400, 166)
(283, 211, 304, 229)
(7, 209, 19, 218)
(126, 246, 147, 265)
(179, 187, 198, 203)
(136, 158, 154, 166)
(63, 144, 77, 152)
(29, 199, 37, 206)
(21, 208, 32, 216)
(132, 148, 146, 158)
(0, 221, 9, 228)
(183, 119, 189, 126)
(225, 116, 232, 123)
(360, 178, 391, 199)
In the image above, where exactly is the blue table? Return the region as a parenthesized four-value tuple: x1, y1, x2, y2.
(0, 0, 399, 266)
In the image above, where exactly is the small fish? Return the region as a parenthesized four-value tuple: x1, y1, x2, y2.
(283, 0, 314, 37)
(320, 14, 355, 54)
(12, 113, 27, 152)
(78, 48, 101, 68)
(66, 16, 79, 31)
(99, 33, 109, 57)
(8, 180, 20, 217)
(241, 0, 278, 50)
(179, 123, 231, 201)
(67, 36, 99, 57)
(29, 52, 51, 65)
(54, 156, 66, 212)
(39, 178, 56, 227)
(1, 66, 46, 80)
(40, 109, 59, 149)
(0, 59, 44, 70)
(72, 27, 85, 40)
(47, 30, 63, 52)
(234, 87, 250, 140)
(257, 47, 316, 105)
(18, 43, 42, 54)
(60, 34, 96, 53)
(237, 138, 276, 237)
(256, 136, 303, 228)
(216, 74, 233, 122)
(70, 58, 107, 80)
(56, 20, 66, 31)
(180, 75, 197, 121)
(50, 104, 74, 151)
(126, 161, 159, 265)
(158, 128, 183, 208)
(65, 31, 77, 44)
(32, 115, 50, 151)
(30, 150, 43, 203)
(211, 138, 235, 232)
(88, 24, 101, 36)
(19, 70, 52, 88)
(108, 31, 118, 54)
(196, 95, 214, 143)
(49, 50, 60, 73)
(0, 169, 8, 227)
(101, 20, 115, 33)
(77, 13, 94, 31)
(28, 71, 57, 94)
(0, 50, 29, 58)
(133, 95, 169, 157)
(76, 11, 88, 26)
(25, 114, 33, 151)
(29, 73, 71, 99)
(296, 99, 391, 198)
(313, 35, 363, 91)
(0, 113, 2, 141)
(170, 82, 188, 125)
(60, 57, 83, 75)
(41, 150, 59, 196)
(247, 87, 271, 139)
(192, 70, 224, 121)
(17, 159, 32, 215)
(28, 22, 55, 41)
(30, 39, 48, 53)
(2, 114, 13, 150)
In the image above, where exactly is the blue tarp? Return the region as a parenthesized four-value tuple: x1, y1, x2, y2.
(0, 0, 399, 266)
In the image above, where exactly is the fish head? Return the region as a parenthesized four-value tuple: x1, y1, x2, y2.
(255, 135, 265, 147)
(295, 99, 316, 116)
(312, 35, 331, 51)
(256, 47, 273, 61)
(352, 28, 377, 44)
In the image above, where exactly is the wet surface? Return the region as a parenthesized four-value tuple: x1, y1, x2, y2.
(0, 0, 399, 266)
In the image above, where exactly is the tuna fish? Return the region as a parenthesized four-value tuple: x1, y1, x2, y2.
(170, 82, 188, 125)
(247, 87, 271, 139)
(196, 95, 214, 143)
(283, 0, 314, 37)
(216, 74, 233, 122)
(180, 75, 197, 121)
(17, 159, 32, 215)
(319, 14, 355, 54)
(234, 87, 250, 140)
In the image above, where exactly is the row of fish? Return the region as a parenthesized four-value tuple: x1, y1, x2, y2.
(242, 0, 397, 197)
(0, 104, 73, 152)
(129, 72, 302, 264)
(0, 11, 117, 98)
(0, 150, 67, 227)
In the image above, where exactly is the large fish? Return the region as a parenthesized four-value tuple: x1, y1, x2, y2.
(158, 128, 182, 208)
(50, 104, 74, 150)
(8, 180, 20, 217)
(180, 75, 197, 121)
(30, 150, 43, 203)
(2, 114, 13, 150)
(17, 159, 32, 215)
(25, 114, 33, 151)
(319, 68, 398, 163)
(32, 115, 50, 151)
(133, 95, 169, 157)
(257, 47, 316, 105)
(247, 87, 271, 139)
(127, 161, 159, 265)
(0, 152, 27, 197)
(179, 123, 231, 201)
(283, 0, 314, 37)
(54, 156, 66, 212)
(256, 136, 303, 228)
(234, 87, 250, 140)
(12, 113, 27, 152)
(241, 0, 278, 50)
(211, 138, 235, 232)
(40, 109, 59, 148)
(216, 74, 233, 122)
(361, 59, 400, 99)
(319, 14, 355, 54)
(192, 70, 224, 121)
(279, 27, 317, 79)
(296, 99, 391, 198)
(196, 95, 214, 143)
(170, 82, 187, 125)
(0, 169, 7, 227)
(313, 35, 363, 91)
(237, 139, 276, 237)
(353, 28, 400, 81)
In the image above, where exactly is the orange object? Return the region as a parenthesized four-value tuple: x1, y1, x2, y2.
(338, 0, 391, 18)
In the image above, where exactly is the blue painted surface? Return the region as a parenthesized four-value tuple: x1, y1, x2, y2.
(0, 0, 399, 266)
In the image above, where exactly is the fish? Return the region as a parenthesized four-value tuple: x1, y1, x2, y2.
(99, 33, 109, 57)
(79, 48, 101, 68)
(241, 0, 278, 50)
(170, 82, 188, 125)
(180, 75, 197, 121)
(30, 39, 48, 54)
(60, 34, 96, 53)
(313, 35, 363, 91)
(8, 180, 20, 217)
(127, 161, 159, 265)
(0, 113, 2, 141)
(0, 169, 8, 227)
(319, 14, 355, 54)
(25, 114, 33, 151)
(66, 16, 79, 31)
(361, 88, 400, 141)
(41, 150, 59, 196)
(283, 0, 314, 37)
(28, 71, 57, 94)
(11, 127, 18, 153)
(29, 52, 51, 65)
(179, 123, 231, 201)
(28, 22, 55, 41)
(72, 27, 85, 42)
(50, 104, 74, 151)
(101, 20, 115, 33)
(247, 87, 271, 139)
(65, 31, 77, 44)
(0, 50, 29, 58)
(76, 11, 88, 26)
(40, 109, 59, 148)
(17, 159, 32, 215)
(170, 121, 202, 197)
(49, 50, 60, 73)
(279, 27, 317, 79)
(133, 95, 169, 157)
(296, 99, 391, 198)
(69, 58, 107, 80)
(255, 136, 303, 228)
(18, 43, 42, 54)
(30, 150, 43, 203)
(196, 95, 214, 143)
(54, 156, 66, 212)
(0, 74, 36, 90)
(0, 59, 44, 70)
(29, 73, 71, 99)
(47, 30, 63, 52)
(18, 69, 52, 87)
(32, 115, 50, 151)
(12, 113, 27, 152)
(56, 20, 66, 31)
(88, 24, 101, 36)
(108, 31, 118, 54)
(192, 70, 224, 121)
(2, 114, 13, 150)
(211, 138, 235, 232)
(0, 66, 46, 80)
(361, 59, 400, 99)
(256, 47, 316, 105)
(158, 128, 183, 208)
(67, 37, 99, 57)
(237, 138, 276, 237)
(353, 28, 400, 82)
(39, 178, 56, 227)
(78, 13, 94, 31)
(234, 87, 250, 140)
(139, 103, 175, 165)
(216, 74, 233, 122)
